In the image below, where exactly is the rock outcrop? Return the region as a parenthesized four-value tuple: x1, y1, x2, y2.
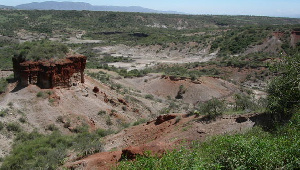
(291, 30, 300, 47)
(13, 54, 86, 88)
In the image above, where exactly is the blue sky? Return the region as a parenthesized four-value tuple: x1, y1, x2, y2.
(1, 0, 300, 18)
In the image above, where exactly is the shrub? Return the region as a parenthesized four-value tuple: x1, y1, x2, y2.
(0, 122, 4, 131)
(49, 98, 55, 104)
(106, 117, 113, 126)
(159, 108, 170, 115)
(98, 110, 106, 115)
(7, 102, 13, 108)
(175, 85, 186, 99)
(1, 129, 105, 170)
(0, 78, 8, 94)
(63, 121, 71, 128)
(175, 116, 181, 124)
(6, 123, 21, 132)
(1, 131, 72, 170)
(132, 119, 147, 126)
(0, 109, 8, 117)
(18, 117, 26, 123)
(46, 124, 58, 131)
(198, 98, 225, 120)
(145, 94, 154, 100)
(72, 132, 103, 157)
(36, 91, 46, 98)
(122, 106, 127, 111)
(234, 93, 257, 111)
(96, 129, 115, 137)
(56, 116, 64, 123)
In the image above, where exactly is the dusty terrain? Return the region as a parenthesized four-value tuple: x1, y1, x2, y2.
(0, 71, 246, 160)
(65, 113, 260, 169)
(115, 74, 239, 103)
(0, 28, 275, 169)
(92, 44, 217, 70)
(0, 75, 157, 159)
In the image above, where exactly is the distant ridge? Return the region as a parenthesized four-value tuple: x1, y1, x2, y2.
(14, 1, 183, 14)
(0, 5, 15, 9)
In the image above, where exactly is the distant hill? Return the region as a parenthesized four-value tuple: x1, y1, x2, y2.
(0, 5, 14, 9)
(15, 1, 182, 14)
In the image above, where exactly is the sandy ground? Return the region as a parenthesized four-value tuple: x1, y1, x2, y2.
(92, 45, 217, 71)
(114, 74, 239, 104)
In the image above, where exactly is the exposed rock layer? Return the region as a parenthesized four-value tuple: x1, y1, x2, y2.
(291, 31, 300, 47)
(13, 54, 86, 88)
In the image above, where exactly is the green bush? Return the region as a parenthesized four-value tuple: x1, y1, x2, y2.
(14, 40, 69, 61)
(0, 122, 4, 131)
(0, 109, 8, 117)
(267, 55, 300, 120)
(1, 129, 105, 170)
(198, 98, 225, 119)
(87, 71, 110, 84)
(0, 78, 8, 94)
(98, 110, 106, 115)
(106, 116, 113, 126)
(1, 131, 71, 170)
(145, 94, 154, 100)
(18, 117, 26, 123)
(6, 123, 21, 132)
(46, 124, 58, 131)
(132, 119, 147, 126)
(37, 91, 52, 98)
(96, 129, 115, 137)
(159, 108, 170, 115)
(234, 93, 258, 111)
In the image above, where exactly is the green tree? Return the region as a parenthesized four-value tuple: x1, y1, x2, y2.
(267, 54, 300, 120)
(234, 93, 257, 111)
(198, 98, 225, 119)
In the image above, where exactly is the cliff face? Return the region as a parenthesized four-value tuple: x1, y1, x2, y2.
(291, 31, 300, 47)
(13, 54, 87, 89)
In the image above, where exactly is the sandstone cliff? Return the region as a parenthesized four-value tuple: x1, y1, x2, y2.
(13, 54, 87, 88)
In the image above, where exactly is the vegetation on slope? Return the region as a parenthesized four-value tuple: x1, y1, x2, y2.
(0, 10, 299, 169)
(118, 114, 300, 169)
(267, 54, 300, 119)
(0, 78, 8, 94)
(0, 10, 299, 37)
(0, 128, 114, 170)
(0, 47, 14, 69)
(117, 54, 300, 169)
(14, 40, 69, 61)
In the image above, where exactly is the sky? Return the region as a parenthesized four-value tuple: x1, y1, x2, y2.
(1, 0, 300, 18)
